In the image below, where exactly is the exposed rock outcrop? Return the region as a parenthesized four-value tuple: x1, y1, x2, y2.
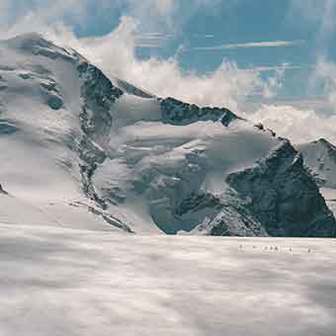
(76, 62, 123, 208)
(160, 97, 240, 126)
(226, 140, 336, 237)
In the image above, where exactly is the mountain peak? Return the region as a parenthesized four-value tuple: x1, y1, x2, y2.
(3, 33, 78, 63)
(5, 33, 51, 48)
(313, 138, 336, 151)
(297, 138, 336, 190)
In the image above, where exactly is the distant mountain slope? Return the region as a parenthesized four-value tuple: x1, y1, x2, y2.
(226, 140, 335, 237)
(297, 138, 336, 188)
(0, 33, 334, 237)
(297, 138, 336, 218)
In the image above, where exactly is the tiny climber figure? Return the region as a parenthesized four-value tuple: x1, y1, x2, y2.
(0, 183, 8, 195)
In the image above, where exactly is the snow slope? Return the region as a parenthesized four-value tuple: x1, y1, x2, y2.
(298, 139, 336, 217)
(321, 188, 336, 216)
(297, 138, 336, 189)
(0, 33, 335, 236)
(0, 34, 129, 232)
(0, 223, 335, 336)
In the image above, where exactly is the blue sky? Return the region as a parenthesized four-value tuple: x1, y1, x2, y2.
(56, 0, 335, 103)
(1, 0, 335, 99)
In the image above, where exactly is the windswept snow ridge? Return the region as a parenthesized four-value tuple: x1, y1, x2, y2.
(0, 33, 335, 236)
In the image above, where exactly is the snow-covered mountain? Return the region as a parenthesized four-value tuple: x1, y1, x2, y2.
(297, 138, 336, 217)
(297, 138, 336, 188)
(0, 33, 335, 237)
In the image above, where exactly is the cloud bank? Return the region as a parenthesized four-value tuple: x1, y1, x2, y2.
(251, 104, 336, 145)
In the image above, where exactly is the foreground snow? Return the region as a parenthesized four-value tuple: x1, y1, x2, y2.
(0, 223, 335, 335)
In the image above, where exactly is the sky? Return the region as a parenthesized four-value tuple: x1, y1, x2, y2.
(1, 0, 336, 143)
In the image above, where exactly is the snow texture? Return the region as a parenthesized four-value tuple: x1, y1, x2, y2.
(0, 223, 335, 336)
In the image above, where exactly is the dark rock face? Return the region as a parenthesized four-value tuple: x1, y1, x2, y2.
(48, 95, 63, 110)
(226, 140, 336, 237)
(76, 62, 123, 208)
(159, 97, 240, 126)
(0, 74, 8, 92)
(190, 189, 268, 237)
(0, 183, 8, 195)
(77, 62, 123, 140)
(0, 120, 17, 135)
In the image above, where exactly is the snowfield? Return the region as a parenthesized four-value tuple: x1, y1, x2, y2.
(0, 223, 335, 336)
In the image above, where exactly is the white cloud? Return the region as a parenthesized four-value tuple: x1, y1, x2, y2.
(243, 64, 303, 73)
(129, 0, 175, 17)
(71, 17, 262, 111)
(248, 104, 336, 144)
(259, 66, 286, 99)
(135, 33, 173, 48)
(10, 14, 284, 112)
(310, 58, 336, 111)
(122, 0, 229, 38)
(0, 0, 90, 38)
(194, 40, 305, 51)
(0, 0, 228, 43)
